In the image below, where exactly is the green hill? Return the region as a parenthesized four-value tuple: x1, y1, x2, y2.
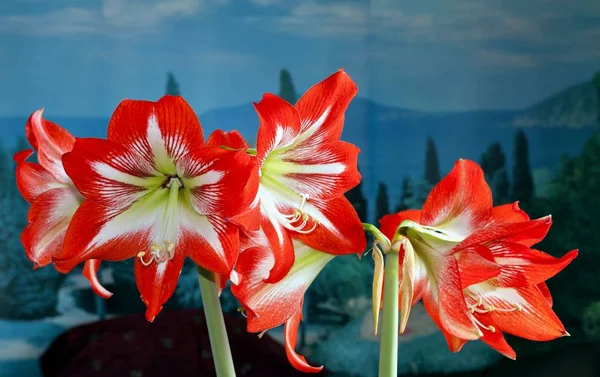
(513, 75, 599, 128)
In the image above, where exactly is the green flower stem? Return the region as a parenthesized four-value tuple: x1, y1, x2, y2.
(196, 266, 237, 377)
(362, 223, 389, 244)
(379, 252, 399, 377)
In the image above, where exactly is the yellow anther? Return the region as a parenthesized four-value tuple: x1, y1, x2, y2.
(484, 305, 495, 312)
(488, 326, 496, 333)
(515, 304, 523, 312)
(237, 307, 248, 318)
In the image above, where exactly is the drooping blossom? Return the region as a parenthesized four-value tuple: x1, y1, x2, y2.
(14, 110, 111, 298)
(376, 159, 577, 357)
(232, 231, 336, 373)
(52, 95, 258, 320)
(249, 69, 366, 283)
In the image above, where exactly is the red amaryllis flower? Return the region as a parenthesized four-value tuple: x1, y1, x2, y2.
(53, 95, 258, 321)
(250, 69, 366, 282)
(377, 159, 577, 358)
(232, 230, 336, 373)
(14, 110, 111, 298)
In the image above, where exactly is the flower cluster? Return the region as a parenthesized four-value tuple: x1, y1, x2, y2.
(376, 159, 577, 358)
(14, 70, 365, 372)
(14, 70, 576, 374)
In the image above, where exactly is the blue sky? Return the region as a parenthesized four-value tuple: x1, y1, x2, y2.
(0, 0, 599, 116)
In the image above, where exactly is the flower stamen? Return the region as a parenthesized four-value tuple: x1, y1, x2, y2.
(137, 241, 176, 266)
(281, 193, 319, 234)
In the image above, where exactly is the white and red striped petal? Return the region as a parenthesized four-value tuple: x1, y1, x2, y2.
(379, 209, 422, 241)
(254, 94, 301, 167)
(181, 212, 240, 276)
(454, 216, 553, 252)
(486, 242, 578, 287)
(232, 242, 334, 333)
(421, 254, 482, 340)
(488, 202, 530, 225)
(466, 283, 568, 341)
(284, 306, 324, 373)
(293, 69, 358, 148)
(25, 109, 75, 184)
(14, 150, 64, 203)
(267, 140, 361, 200)
(135, 246, 186, 321)
(206, 130, 249, 149)
(177, 147, 259, 219)
(106, 95, 204, 175)
(476, 314, 516, 359)
(21, 186, 83, 268)
(63, 138, 159, 210)
(83, 259, 113, 299)
(421, 159, 493, 239)
(292, 196, 367, 255)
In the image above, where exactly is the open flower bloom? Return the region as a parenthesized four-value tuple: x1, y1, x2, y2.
(377, 159, 577, 358)
(53, 95, 258, 321)
(14, 110, 111, 298)
(251, 69, 365, 283)
(232, 231, 338, 373)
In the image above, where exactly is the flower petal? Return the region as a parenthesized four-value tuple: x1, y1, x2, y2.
(454, 216, 553, 252)
(135, 246, 186, 321)
(536, 282, 553, 307)
(293, 69, 358, 148)
(267, 140, 361, 200)
(293, 196, 367, 255)
(62, 138, 159, 209)
(468, 284, 568, 341)
(21, 187, 82, 267)
(421, 159, 493, 239)
(260, 212, 295, 283)
(421, 254, 482, 340)
(379, 210, 422, 241)
(254, 93, 301, 167)
(476, 314, 516, 359)
(83, 259, 113, 299)
(177, 147, 259, 219)
(182, 213, 240, 275)
(14, 149, 64, 203)
(284, 306, 324, 373)
(489, 201, 530, 225)
(488, 243, 578, 287)
(455, 247, 501, 288)
(54, 187, 177, 272)
(25, 109, 75, 184)
(206, 130, 249, 149)
(106, 95, 204, 175)
(422, 290, 469, 352)
(232, 242, 334, 333)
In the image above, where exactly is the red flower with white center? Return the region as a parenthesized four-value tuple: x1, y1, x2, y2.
(53, 95, 258, 321)
(232, 230, 336, 373)
(377, 159, 577, 357)
(252, 70, 366, 282)
(14, 109, 111, 298)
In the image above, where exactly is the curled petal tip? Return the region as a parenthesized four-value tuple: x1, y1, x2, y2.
(371, 246, 384, 334)
(145, 306, 162, 323)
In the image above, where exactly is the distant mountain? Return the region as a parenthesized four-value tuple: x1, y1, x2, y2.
(513, 78, 599, 128)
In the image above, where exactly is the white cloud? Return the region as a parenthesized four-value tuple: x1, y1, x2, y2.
(0, 0, 205, 37)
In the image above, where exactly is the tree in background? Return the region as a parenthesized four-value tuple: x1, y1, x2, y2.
(395, 177, 415, 212)
(512, 130, 534, 204)
(480, 142, 510, 204)
(594, 71, 600, 125)
(279, 69, 297, 104)
(375, 182, 390, 223)
(346, 166, 368, 221)
(424, 137, 441, 186)
(166, 72, 181, 96)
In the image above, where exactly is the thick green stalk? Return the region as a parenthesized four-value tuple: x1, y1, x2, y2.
(378, 252, 399, 377)
(196, 266, 237, 377)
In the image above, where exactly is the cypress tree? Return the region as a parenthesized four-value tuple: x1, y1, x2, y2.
(279, 69, 297, 104)
(594, 71, 600, 126)
(481, 142, 510, 203)
(395, 177, 415, 212)
(512, 130, 534, 203)
(166, 72, 181, 96)
(424, 137, 441, 185)
(375, 182, 390, 222)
